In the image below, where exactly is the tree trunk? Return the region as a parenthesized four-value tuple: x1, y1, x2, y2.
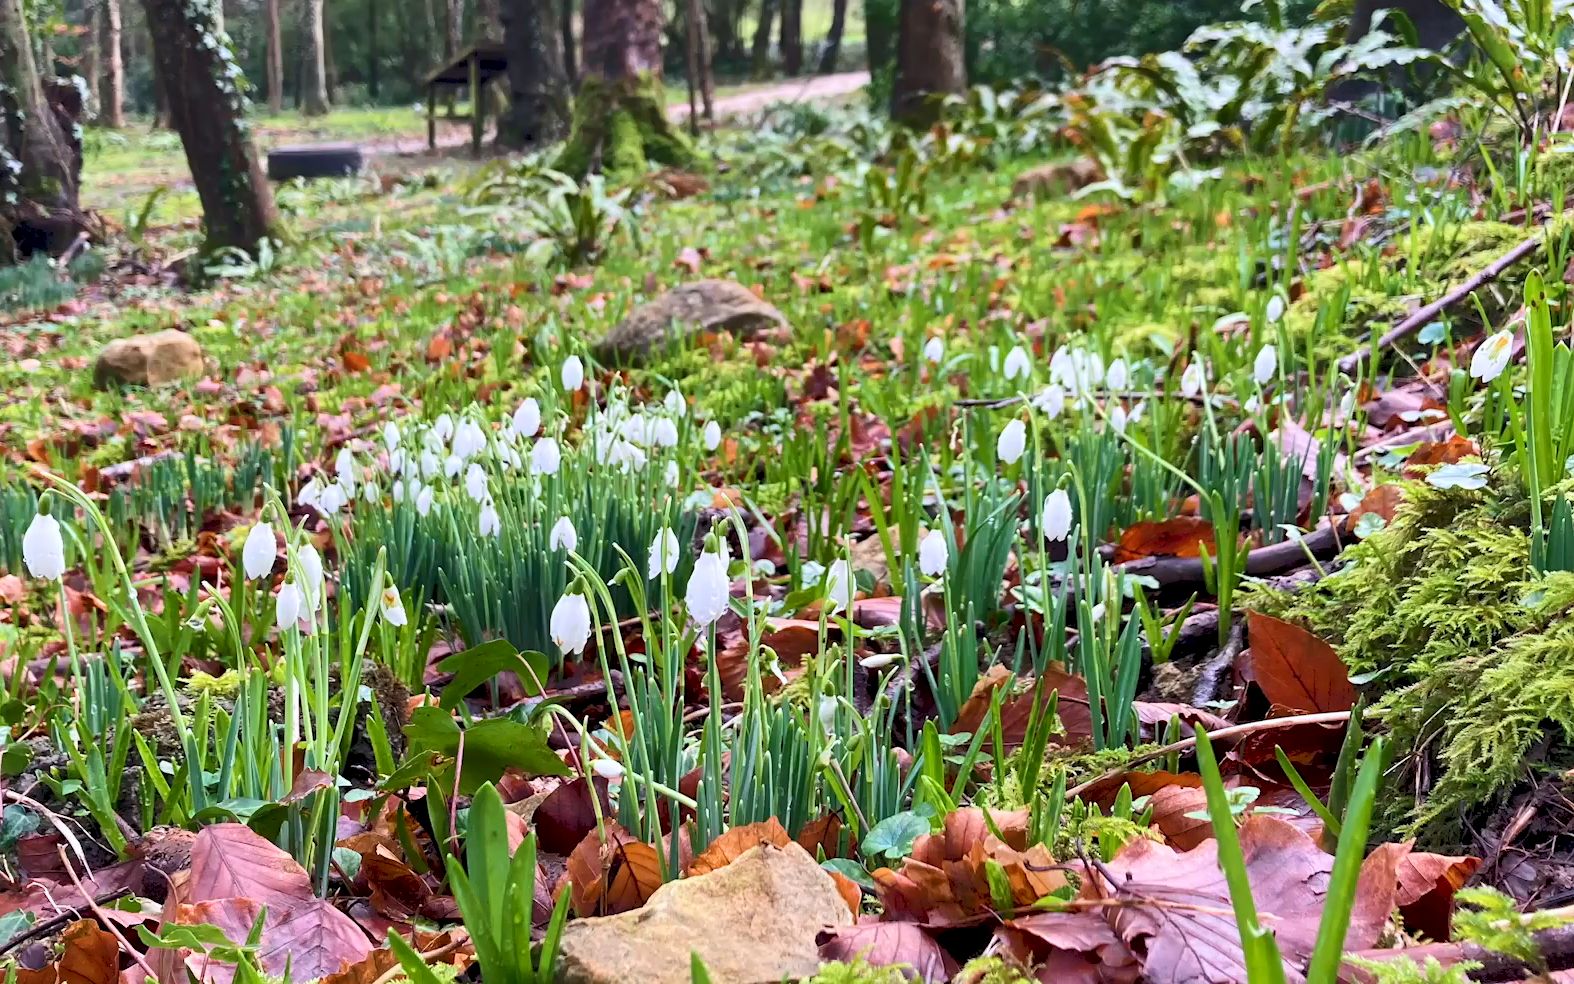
(138, 0, 280, 256)
(863, 0, 895, 76)
(890, 0, 963, 126)
(554, 0, 698, 177)
(560, 0, 577, 84)
(711, 0, 738, 63)
(749, 0, 774, 77)
(303, 0, 329, 115)
(817, 0, 846, 73)
(265, 0, 283, 111)
(0, 0, 85, 264)
(779, 0, 800, 74)
(477, 0, 502, 37)
(683, 0, 713, 126)
(498, 0, 570, 149)
(368, 0, 379, 99)
(102, 0, 124, 126)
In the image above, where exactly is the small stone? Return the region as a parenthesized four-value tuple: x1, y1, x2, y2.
(556, 842, 852, 984)
(93, 329, 204, 388)
(1010, 158, 1103, 203)
(593, 279, 788, 365)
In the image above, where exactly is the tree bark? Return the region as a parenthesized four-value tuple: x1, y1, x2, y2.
(749, 0, 775, 77)
(560, 0, 577, 83)
(85, 0, 102, 118)
(554, 0, 698, 177)
(0, 0, 85, 264)
(138, 0, 280, 256)
(863, 0, 895, 76)
(498, 0, 570, 149)
(265, 0, 283, 111)
(303, 0, 329, 115)
(890, 0, 963, 126)
(817, 0, 847, 73)
(368, 0, 379, 99)
(683, 0, 713, 127)
(779, 0, 801, 74)
(102, 0, 124, 126)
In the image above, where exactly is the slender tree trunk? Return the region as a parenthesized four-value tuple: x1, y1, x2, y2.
(0, 0, 85, 264)
(864, 0, 895, 75)
(102, 0, 124, 125)
(560, 0, 576, 84)
(890, 0, 963, 126)
(368, 0, 379, 99)
(265, 0, 283, 111)
(85, 0, 103, 117)
(553, 0, 698, 177)
(302, 0, 329, 114)
(497, 0, 570, 149)
(778, 0, 800, 74)
(138, 0, 280, 255)
(749, 0, 774, 77)
(446, 0, 462, 52)
(817, 0, 846, 72)
(683, 0, 713, 127)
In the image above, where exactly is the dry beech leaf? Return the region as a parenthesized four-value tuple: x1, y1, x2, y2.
(689, 818, 791, 876)
(817, 922, 958, 983)
(1245, 611, 1357, 714)
(1113, 517, 1217, 563)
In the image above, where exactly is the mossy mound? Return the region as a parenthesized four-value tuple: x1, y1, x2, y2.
(553, 74, 700, 180)
(1243, 474, 1574, 844)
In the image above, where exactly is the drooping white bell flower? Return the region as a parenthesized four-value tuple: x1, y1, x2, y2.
(1049, 347, 1074, 387)
(1253, 344, 1277, 386)
(652, 417, 679, 448)
(380, 584, 409, 627)
(241, 522, 275, 581)
(1470, 330, 1514, 382)
(561, 355, 585, 392)
(275, 581, 304, 633)
(1180, 361, 1205, 398)
(420, 449, 441, 479)
(663, 460, 680, 488)
(464, 463, 489, 503)
(1265, 294, 1286, 324)
(1033, 383, 1066, 420)
(22, 511, 65, 580)
(532, 437, 561, 476)
(432, 414, 455, 442)
(317, 482, 346, 516)
(685, 546, 731, 626)
(392, 478, 406, 503)
(297, 476, 324, 511)
(512, 398, 542, 439)
(452, 419, 487, 460)
(443, 453, 464, 479)
(335, 448, 357, 494)
(997, 418, 1028, 465)
(591, 757, 624, 780)
(825, 559, 854, 614)
(479, 501, 501, 538)
(702, 420, 721, 451)
(648, 527, 680, 579)
(664, 389, 687, 418)
(389, 447, 406, 477)
(550, 591, 593, 655)
(1110, 404, 1129, 434)
(923, 336, 944, 364)
(1003, 345, 1031, 381)
(1042, 489, 1073, 542)
(550, 516, 577, 552)
(1105, 358, 1129, 391)
(297, 543, 325, 611)
(918, 529, 948, 578)
(415, 484, 435, 516)
(383, 421, 401, 451)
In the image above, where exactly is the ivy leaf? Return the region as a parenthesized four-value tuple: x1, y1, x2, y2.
(861, 811, 930, 861)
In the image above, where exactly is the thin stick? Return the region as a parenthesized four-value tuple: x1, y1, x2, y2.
(0, 888, 132, 955)
(1065, 710, 1357, 799)
(368, 930, 469, 984)
(1338, 229, 1548, 375)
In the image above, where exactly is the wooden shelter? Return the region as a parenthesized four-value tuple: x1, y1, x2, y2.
(423, 41, 509, 157)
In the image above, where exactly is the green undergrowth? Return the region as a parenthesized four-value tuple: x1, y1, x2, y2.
(1244, 476, 1574, 844)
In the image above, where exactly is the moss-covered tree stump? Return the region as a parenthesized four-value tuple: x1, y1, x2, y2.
(554, 73, 699, 179)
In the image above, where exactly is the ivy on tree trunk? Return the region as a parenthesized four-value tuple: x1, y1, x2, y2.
(0, 0, 86, 265)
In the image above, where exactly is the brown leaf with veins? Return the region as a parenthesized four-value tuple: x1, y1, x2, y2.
(1112, 518, 1217, 564)
(817, 923, 959, 983)
(15, 920, 119, 984)
(1245, 612, 1357, 715)
(689, 818, 791, 876)
(1394, 849, 1481, 941)
(186, 823, 313, 909)
(559, 823, 668, 917)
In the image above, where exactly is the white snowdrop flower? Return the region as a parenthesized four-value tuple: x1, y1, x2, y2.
(380, 584, 408, 627)
(591, 758, 624, 780)
(275, 581, 304, 633)
(512, 398, 542, 439)
(1003, 345, 1031, 381)
(1265, 294, 1285, 324)
(420, 448, 441, 479)
(1033, 383, 1066, 420)
(317, 482, 346, 516)
(817, 696, 838, 735)
(664, 389, 687, 418)
(453, 419, 487, 460)
(22, 511, 65, 580)
(1090, 602, 1106, 624)
(297, 476, 324, 511)
(918, 529, 948, 578)
(499, 442, 521, 470)
(1105, 358, 1129, 391)
(297, 544, 324, 610)
(1339, 390, 1357, 417)
(532, 437, 561, 476)
(561, 355, 585, 392)
(335, 448, 357, 493)
(388, 447, 406, 477)
(652, 417, 679, 448)
(664, 460, 680, 488)
(1049, 346, 1074, 387)
(1244, 395, 1260, 414)
(550, 591, 593, 655)
(550, 516, 577, 552)
(1180, 361, 1205, 398)
(859, 653, 901, 670)
(432, 414, 455, 442)
(648, 527, 681, 579)
(392, 478, 406, 503)
(1127, 401, 1145, 426)
(1042, 489, 1073, 542)
(443, 453, 464, 479)
(825, 559, 854, 614)
(686, 546, 731, 626)
(1110, 404, 1128, 434)
(1253, 344, 1278, 386)
(702, 420, 722, 451)
(923, 336, 944, 364)
(997, 418, 1028, 465)
(362, 477, 378, 502)
(479, 501, 501, 538)
(1470, 330, 1514, 382)
(383, 421, 401, 451)
(415, 484, 435, 516)
(241, 522, 275, 581)
(464, 463, 489, 503)
(613, 440, 648, 472)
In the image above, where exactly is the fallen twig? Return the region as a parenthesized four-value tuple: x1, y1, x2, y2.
(1338, 228, 1549, 376)
(1101, 522, 1344, 588)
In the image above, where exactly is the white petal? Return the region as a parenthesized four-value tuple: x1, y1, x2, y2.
(241, 522, 275, 581)
(22, 513, 65, 580)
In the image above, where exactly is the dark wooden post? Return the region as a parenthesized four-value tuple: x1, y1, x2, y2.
(469, 51, 483, 157)
(427, 81, 436, 150)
